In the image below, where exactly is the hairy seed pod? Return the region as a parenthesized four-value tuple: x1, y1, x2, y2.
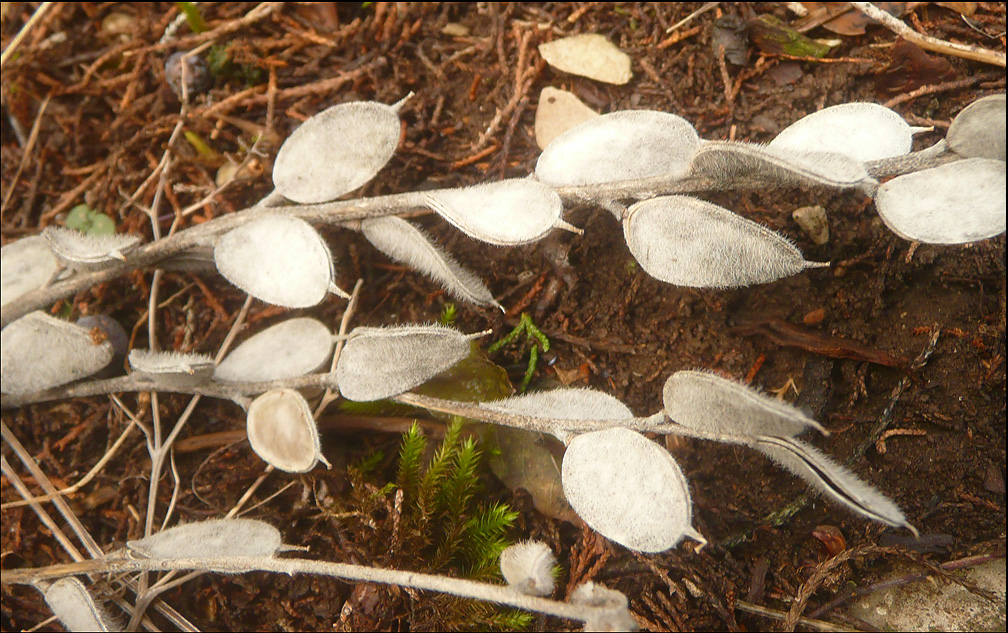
(1, 235, 60, 307)
(42, 578, 117, 632)
(127, 518, 284, 559)
(769, 102, 913, 162)
(43, 227, 140, 265)
(215, 317, 334, 383)
(499, 541, 556, 596)
(246, 389, 328, 473)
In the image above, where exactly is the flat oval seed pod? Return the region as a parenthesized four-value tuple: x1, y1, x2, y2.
(425, 179, 567, 246)
(624, 196, 826, 288)
(215, 317, 334, 383)
(689, 141, 873, 190)
(561, 427, 702, 553)
(43, 578, 116, 633)
(336, 324, 472, 401)
(481, 388, 633, 441)
(1, 312, 114, 395)
(769, 103, 913, 162)
(128, 349, 215, 380)
(500, 540, 557, 596)
(662, 370, 826, 441)
(361, 216, 501, 309)
(570, 582, 639, 632)
(246, 389, 327, 473)
(947, 94, 1006, 161)
(273, 100, 401, 204)
(214, 215, 335, 308)
(43, 227, 140, 264)
(535, 110, 699, 187)
(755, 435, 917, 534)
(127, 518, 283, 558)
(1, 235, 60, 307)
(874, 158, 1006, 244)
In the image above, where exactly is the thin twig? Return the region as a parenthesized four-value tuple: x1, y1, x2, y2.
(0, 2, 54, 67)
(851, 2, 1006, 67)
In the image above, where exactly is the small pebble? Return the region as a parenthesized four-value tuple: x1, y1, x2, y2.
(442, 22, 470, 37)
(793, 205, 830, 245)
(165, 52, 213, 101)
(803, 308, 826, 326)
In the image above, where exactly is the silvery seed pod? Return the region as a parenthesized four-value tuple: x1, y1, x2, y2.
(1, 312, 114, 395)
(499, 541, 556, 596)
(272, 98, 406, 204)
(128, 349, 215, 382)
(946, 93, 1006, 161)
(769, 102, 913, 162)
(127, 518, 283, 559)
(245, 389, 328, 473)
(214, 215, 343, 308)
(561, 427, 704, 553)
(335, 324, 474, 402)
(43, 227, 141, 266)
(42, 578, 117, 633)
(215, 317, 334, 383)
(1, 235, 60, 307)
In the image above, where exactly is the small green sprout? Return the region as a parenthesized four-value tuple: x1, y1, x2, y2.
(488, 313, 550, 391)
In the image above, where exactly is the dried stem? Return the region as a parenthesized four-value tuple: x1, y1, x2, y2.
(0, 144, 958, 329)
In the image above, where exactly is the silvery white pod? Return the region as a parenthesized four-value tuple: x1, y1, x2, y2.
(425, 178, 571, 246)
(272, 98, 404, 204)
(214, 317, 334, 382)
(481, 387, 633, 441)
(1, 312, 114, 395)
(623, 195, 827, 288)
(128, 349, 215, 381)
(535, 110, 699, 187)
(245, 389, 328, 473)
(361, 215, 501, 309)
(946, 94, 1006, 161)
(754, 435, 917, 534)
(689, 141, 874, 191)
(768, 102, 913, 162)
(874, 158, 1006, 244)
(42, 578, 117, 633)
(570, 582, 639, 632)
(1, 235, 60, 307)
(43, 227, 141, 264)
(499, 540, 557, 596)
(214, 215, 342, 308)
(561, 427, 704, 553)
(662, 370, 826, 441)
(127, 518, 284, 558)
(335, 324, 473, 401)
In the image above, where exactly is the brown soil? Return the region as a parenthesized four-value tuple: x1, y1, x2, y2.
(2, 3, 1005, 632)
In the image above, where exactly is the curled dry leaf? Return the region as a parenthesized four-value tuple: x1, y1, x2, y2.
(214, 215, 337, 308)
(272, 100, 402, 204)
(42, 578, 116, 633)
(245, 388, 328, 473)
(535, 110, 699, 187)
(1, 235, 60, 308)
(43, 227, 141, 265)
(499, 540, 557, 596)
(561, 427, 703, 553)
(874, 158, 1006, 244)
(661, 370, 827, 441)
(1, 312, 114, 395)
(755, 435, 917, 534)
(689, 141, 874, 191)
(946, 93, 1006, 161)
(768, 102, 913, 162)
(481, 387, 633, 442)
(127, 518, 284, 558)
(425, 179, 570, 246)
(128, 349, 215, 380)
(361, 215, 501, 309)
(623, 196, 827, 288)
(335, 324, 473, 401)
(537, 33, 632, 85)
(214, 317, 334, 383)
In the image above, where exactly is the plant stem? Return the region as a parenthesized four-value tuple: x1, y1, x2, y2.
(0, 144, 959, 329)
(2, 553, 617, 625)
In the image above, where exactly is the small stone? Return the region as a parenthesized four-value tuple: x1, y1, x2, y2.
(538, 34, 632, 85)
(803, 308, 826, 326)
(793, 205, 830, 245)
(442, 22, 470, 37)
(534, 87, 599, 150)
(165, 52, 213, 101)
(101, 12, 134, 39)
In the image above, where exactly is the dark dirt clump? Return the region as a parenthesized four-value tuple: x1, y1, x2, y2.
(2, 3, 1005, 631)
